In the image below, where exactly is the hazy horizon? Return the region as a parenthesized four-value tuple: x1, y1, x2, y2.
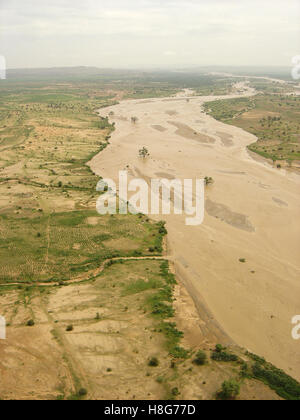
(0, 0, 299, 70)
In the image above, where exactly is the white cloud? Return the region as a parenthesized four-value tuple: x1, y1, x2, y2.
(0, 0, 299, 68)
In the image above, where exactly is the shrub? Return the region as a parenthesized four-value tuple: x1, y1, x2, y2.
(148, 357, 159, 367)
(66, 325, 73, 332)
(170, 346, 189, 359)
(218, 379, 240, 400)
(252, 362, 300, 400)
(215, 344, 224, 353)
(26, 319, 35, 327)
(139, 146, 149, 158)
(171, 387, 180, 397)
(212, 351, 238, 362)
(78, 388, 87, 397)
(204, 176, 214, 186)
(211, 345, 238, 362)
(151, 301, 174, 318)
(193, 350, 207, 366)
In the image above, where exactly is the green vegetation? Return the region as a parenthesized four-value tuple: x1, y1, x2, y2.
(204, 176, 214, 186)
(158, 322, 189, 359)
(204, 93, 300, 164)
(139, 146, 150, 158)
(66, 325, 74, 332)
(0, 81, 167, 285)
(217, 379, 241, 400)
(0, 210, 163, 284)
(193, 350, 207, 366)
(211, 344, 238, 362)
(148, 357, 159, 367)
(247, 352, 300, 400)
(123, 259, 189, 360)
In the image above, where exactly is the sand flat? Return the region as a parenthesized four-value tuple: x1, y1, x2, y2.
(89, 85, 300, 380)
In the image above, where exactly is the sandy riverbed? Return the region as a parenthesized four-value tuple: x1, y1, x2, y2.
(89, 83, 300, 380)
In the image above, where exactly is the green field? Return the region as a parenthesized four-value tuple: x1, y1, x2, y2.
(204, 93, 300, 163)
(0, 81, 166, 284)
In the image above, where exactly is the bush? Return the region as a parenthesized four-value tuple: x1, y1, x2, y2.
(171, 387, 180, 396)
(215, 344, 224, 353)
(26, 319, 35, 327)
(66, 325, 73, 332)
(211, 345, 238, 362)
(204, 176, 214, 186)
(252, 363, 300, 400)
(218, 379, 240, 400)
(169, 346, 189, 359)
(212, 351, 238, 362)
(151, 301, 174, 318)
(148, 357, 159, 367)
(78, 388, 87, 397)
(193, 350, 207, 366)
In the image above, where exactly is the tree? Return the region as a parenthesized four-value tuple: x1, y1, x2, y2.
(139, 147, 150, 159)
(219, 379, 240, 400)
(148, 357, 159, 367)
(204, 176, 214, 186)
(193, 350, 207, 366)
(131, 116, 138, 124)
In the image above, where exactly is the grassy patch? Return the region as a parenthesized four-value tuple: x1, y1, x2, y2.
(204, 94, 300, 163)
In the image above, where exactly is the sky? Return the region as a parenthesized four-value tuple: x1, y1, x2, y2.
(0, 0, 299, 69)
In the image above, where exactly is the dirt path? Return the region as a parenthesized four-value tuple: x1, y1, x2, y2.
(88, 84, 300, 381)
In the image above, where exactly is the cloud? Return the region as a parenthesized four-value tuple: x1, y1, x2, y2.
(0, 0, 299, 68)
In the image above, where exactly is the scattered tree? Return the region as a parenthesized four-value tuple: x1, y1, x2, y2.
(204, 176, 214, 186)
(139, 147, 150, 159)
(78, 388, 87, 397)
(131, 116, 138, 124)
(148, 357, 159, 367)
(193, 350, 207, 366)
(218, 379, 240, 400)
